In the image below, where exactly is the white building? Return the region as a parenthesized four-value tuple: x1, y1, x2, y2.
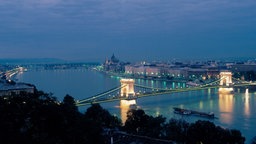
(0, 81, 35, 96)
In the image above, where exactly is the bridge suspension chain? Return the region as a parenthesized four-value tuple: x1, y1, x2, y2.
(76, 97, 123, 106)
(77, 85, 126, 104)
(134, 84, 174, 91)
(199, 77, 225, 88)
(76, 75, 256, 106)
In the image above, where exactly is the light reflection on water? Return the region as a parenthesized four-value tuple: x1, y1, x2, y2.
(244, 90, 250, 117)
(219, 93, 234, 124)
(119, 100, 136, 124)
(17, 69, 256, 143)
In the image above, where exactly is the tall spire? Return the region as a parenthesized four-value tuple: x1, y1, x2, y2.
(105, 57, 108, 64)
(111, 53, 115, 60)
(111, 53, 119, 63)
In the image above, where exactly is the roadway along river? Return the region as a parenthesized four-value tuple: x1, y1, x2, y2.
(16, 68, 256, 143)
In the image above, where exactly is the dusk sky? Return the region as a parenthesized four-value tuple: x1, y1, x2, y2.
(0, 0, 255, 62)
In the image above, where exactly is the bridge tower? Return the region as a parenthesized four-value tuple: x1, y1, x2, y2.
(120, 79, 135, 97)
(120, 79, 136, 106)
(219, 71, 232, 86)
(219, 71, 234, 93)
(120, 79, 137, 124)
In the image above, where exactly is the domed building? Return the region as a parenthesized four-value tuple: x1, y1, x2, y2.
(110, 54, 119, 64)
(103, 54, 126, 73)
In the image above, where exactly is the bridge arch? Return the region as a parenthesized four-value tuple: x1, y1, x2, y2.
(219, 71, 232, 86)
(120, 79, 135, 97)
(219, 71, 233, 93)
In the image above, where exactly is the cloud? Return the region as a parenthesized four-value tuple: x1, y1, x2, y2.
(1, 0, 255, 34)
(0, 0, 255, 61)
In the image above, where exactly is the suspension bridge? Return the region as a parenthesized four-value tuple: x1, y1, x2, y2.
(76, 72, 256, 106)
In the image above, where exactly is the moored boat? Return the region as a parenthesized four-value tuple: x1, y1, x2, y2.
(173, 107, 191, 115)
(173, 107, 215, 118)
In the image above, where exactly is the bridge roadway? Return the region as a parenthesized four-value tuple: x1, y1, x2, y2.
(3, 68, 22, 79)
(76, 78, 256, 106)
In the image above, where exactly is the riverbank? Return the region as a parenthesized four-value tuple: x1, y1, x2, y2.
(97, 70, 188, 83)
(94, 70, 216, 88)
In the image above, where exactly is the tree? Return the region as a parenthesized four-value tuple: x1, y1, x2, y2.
(0, 90, 246, 144)
(62, 94, 78, 113)
(186, 120, 245, 144)
(124, 109, 166, 138)
(228, 129, 245, 144)
(187, 120, 217, 144)
(84, 104, 122, 143)
(251, 136, 256, 144)
(165, 118, 189, 142)
(124, 109, 149, 134)
(143, 115, 166, 138)
(85, 103, 121, 128)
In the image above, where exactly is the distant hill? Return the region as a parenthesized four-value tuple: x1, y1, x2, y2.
(0, 58, 66, 64)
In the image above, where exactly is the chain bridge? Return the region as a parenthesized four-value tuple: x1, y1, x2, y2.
(76, 72, 256, 106)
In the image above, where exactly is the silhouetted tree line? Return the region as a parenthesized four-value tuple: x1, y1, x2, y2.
(0, 90, 247, 144)
(0, 90, 120, 144)
(124, 109, 245, 144)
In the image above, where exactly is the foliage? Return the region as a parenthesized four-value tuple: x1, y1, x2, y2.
(124, 109, 245, 144)
(124, 109, 149, 134)
(0, 91, 122, 144)
(124, 109, 166, 138)
(165, 118, 189, 143)
(84, 103, 121, 129)
(186, 120, 245, 144)
(0, 91, 246, 144)
(251, 136, 256, 144)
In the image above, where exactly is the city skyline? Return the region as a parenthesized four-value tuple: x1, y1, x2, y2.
(0, 0, 255, 62)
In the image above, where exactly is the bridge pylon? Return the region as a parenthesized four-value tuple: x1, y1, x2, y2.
(219, 71, 234, 93)
(120, 79, 136, 106)
(120, 79, 135, 97)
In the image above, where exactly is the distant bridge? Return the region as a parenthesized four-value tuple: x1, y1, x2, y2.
(76, 72, 256, 106)
(2, 67, 23, 79)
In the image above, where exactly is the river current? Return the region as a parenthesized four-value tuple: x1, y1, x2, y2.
(15, 69, 256, 143)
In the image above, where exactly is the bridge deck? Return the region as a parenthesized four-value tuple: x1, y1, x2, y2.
(76, 77, 256, 106)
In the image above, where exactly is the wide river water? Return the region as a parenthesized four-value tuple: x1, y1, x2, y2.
(16, 68, 256, 143)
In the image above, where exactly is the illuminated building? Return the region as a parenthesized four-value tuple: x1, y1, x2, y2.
(0, 80, 35, 96)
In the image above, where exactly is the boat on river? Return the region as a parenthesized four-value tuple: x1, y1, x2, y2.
(173, 107, 192, 115)
(173, 107, 215, 118)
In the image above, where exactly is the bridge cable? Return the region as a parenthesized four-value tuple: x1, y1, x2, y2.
(77, 85, 126, 104)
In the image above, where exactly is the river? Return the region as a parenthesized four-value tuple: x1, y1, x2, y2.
(15, 68, 256, 143)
